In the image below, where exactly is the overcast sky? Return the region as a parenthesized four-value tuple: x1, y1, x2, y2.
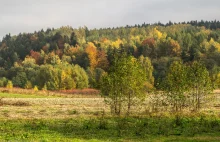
(0, 0, 220, 39)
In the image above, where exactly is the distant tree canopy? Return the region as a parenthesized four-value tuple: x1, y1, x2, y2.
(0, 20, 220, 90)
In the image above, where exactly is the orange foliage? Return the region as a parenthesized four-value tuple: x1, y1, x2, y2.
(85, 42, 98, 69)
(97, 50, 109, 70)
(68, 46, 80, 55)
(55, 49, 63, 58)
(30, 50, 42, 65)
(101, 38, 108, 43)
(42, 45, 49, 53)
(142, 38, 155, 48)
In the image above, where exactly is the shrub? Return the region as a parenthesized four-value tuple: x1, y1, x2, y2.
(0, 80, 4, 87)
(0, 77, 7, 87)
(12, 72, 28, 88)
(34, 86, 38, 91)
(6, 81, 13, 89)
(42, 84, 47, 91)
(25, 81, 33, 89)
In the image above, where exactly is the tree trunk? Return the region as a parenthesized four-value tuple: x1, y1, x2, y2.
(127, 93, 131, 116)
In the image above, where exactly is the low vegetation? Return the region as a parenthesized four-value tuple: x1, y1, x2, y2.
(0, 117, 220, 141)
(1, 21, 220, 141)
(0, 88, 219, 141)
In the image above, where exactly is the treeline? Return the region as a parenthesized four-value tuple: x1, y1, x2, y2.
(0, 20, 220, 90)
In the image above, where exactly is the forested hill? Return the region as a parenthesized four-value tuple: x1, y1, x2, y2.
(0, 20, 220, 90)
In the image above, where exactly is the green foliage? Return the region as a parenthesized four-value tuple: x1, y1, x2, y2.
(162, 61, 189, 112)
(12, 72, 28, 88)
(42, 84, 47, 91)
(0, 77, 8, 87)
(37, 65, 59, 90)
(162, 61, 213, 112)
(72, 65, 89, 89)
(214, 72, 220, 88)
(187, 61, 213, 111)
(0, 21, 220, 90)
(36, 64, 88, 90)
(138, 55, 154, 90)
(87, 68, 106, 89)
(25, 81, 33, 89)
(101, 54, 147, 116)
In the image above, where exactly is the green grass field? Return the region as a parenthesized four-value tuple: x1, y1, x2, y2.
(0, 89, 220, 141)
(0, 118, 220, 142)
(0, 92, 57, 98)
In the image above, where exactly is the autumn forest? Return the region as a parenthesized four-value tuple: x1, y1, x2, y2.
(0, 20, 220, 91)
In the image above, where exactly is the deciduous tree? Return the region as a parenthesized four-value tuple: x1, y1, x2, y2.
(101, 54, 146, 116)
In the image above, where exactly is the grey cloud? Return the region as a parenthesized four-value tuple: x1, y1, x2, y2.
(0, 0, 219, 39)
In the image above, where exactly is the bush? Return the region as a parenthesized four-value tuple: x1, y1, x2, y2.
(0, 77, 7, 87)
(25, 81, 33, 89)
(34, 86, 38, 91)
(0, 80, 4, 87)
(42, 84, 47, 91)
(6, 81, 13, 89)
(12, 72, 28, 88)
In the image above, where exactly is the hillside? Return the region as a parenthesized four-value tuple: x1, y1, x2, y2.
(0, 20, 220, 90)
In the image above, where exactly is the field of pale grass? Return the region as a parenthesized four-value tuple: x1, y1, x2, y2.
(0, 88, 220, 141)
(0, 98, 108, 119)
(0, 88, 220, 119)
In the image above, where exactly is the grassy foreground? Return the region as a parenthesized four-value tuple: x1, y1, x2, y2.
(0, 89, 220, 141)
(1, 116, 220, 142)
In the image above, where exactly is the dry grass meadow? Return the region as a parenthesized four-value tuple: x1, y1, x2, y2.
(0, 88, 220, 119)
(1, 88, 220, 141)
(0, 88, 107, 119)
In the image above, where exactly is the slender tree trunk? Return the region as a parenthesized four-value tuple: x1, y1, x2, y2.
(114, 97, 117, 115)
(196, 85, 199, 111)
(127, 93, 131, 116)
(118, 97, 121, 116)
(198, 90, 201, 110)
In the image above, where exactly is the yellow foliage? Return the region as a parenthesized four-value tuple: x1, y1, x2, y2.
(6, 81, 13, 89)
(130, 36, 141, 46)
(161, 32, 167, 41)
(199, 27, 211, 35)
(100, 38, 111, 48)
(22, 56, 36, 66)
(131, 35, 140, 42)
(85, 42, 98, 69)
(13, 62, 20, 67)
(34, 86, 38, 91)
(131, 57, 137, 63)
(210, 38, 220, 52)
(111, 39, 123, 48)
(87, 42, 96, 48)
(170, 39, 181, 56)
(153, 27, 163, 39)
(200, 40, 210, 51)
(200, 38, 220, 52)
